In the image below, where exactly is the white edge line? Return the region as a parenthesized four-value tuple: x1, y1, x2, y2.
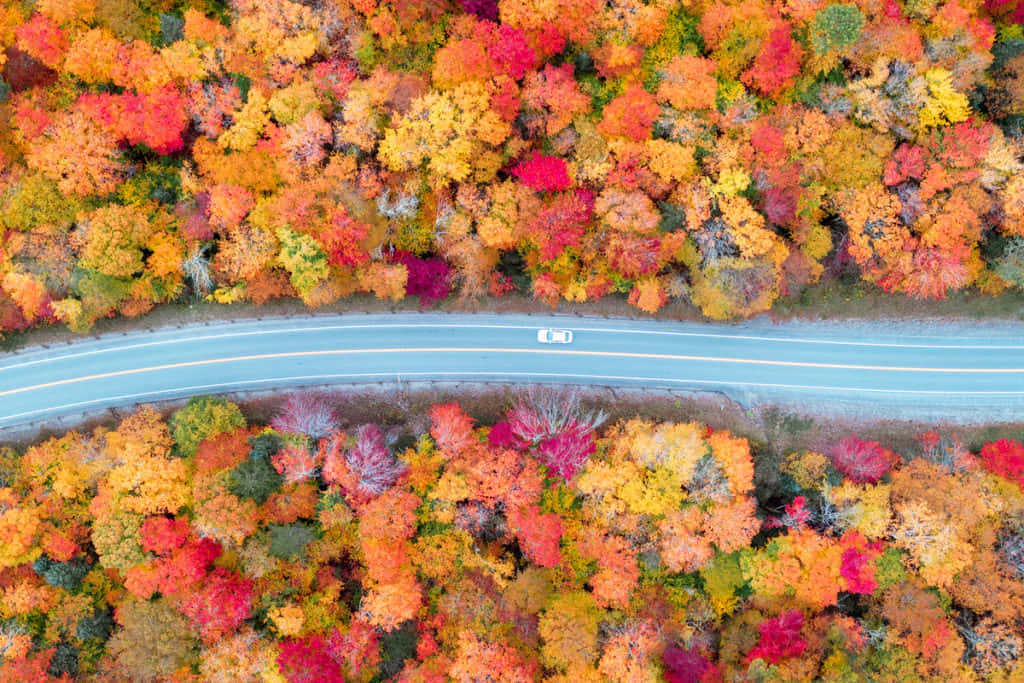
(2, 371, 1024, 426)
(2, 323, 1024, 371)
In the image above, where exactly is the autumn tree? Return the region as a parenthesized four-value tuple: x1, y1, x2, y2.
(321, 425, 407, 504)
(597, 83, 660, 142)
(520, 64, 592, 136)
(271, 394, 340, 440)
(169, 395, 247, 458)
(831, 435, 898, 483)
(378, 81, 511, 184)
(24, 108, 124, 198)
(538, 590, 602, 672)
(106, 598, 199, 680)
(70, 205, 153, 279)
(102, 405, 190, 517)
(178, 567, 255, 644)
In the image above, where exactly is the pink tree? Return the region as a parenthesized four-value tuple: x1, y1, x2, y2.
(271, 394, 340, 440)
(321, 426, 407, 501)
(392, 251, 452, 308)
(506, 390, 606, 480)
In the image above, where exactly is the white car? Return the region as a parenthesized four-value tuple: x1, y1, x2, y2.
(537, 328, 573, 344)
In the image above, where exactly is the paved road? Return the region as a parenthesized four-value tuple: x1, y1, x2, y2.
(1, 313, 1023, 431)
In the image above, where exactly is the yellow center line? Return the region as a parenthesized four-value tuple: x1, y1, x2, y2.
(1, 347, 1021, 398)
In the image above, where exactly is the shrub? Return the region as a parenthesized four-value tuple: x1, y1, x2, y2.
(980, 439, 1024, 489)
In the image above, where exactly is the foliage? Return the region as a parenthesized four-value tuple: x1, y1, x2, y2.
(3, 399, 1024, 678)
(271, 394, 340, 440)
(267, 522, 317, 560)
(810, 5, 865, 55)
(393, 251, 453, 308)
(106, 598, 199, 680)
(178, 567, 254, 643)
(321, 425, 407, 502)
(1, 0, 1015, 333)
(979, 438, 1024, 488)
(746, 610, 807, 664)
(31, 555, 90, 590)
(227, 433, 285, 504)
(831, 435, 898, 483)
(169, 395, 246, 458)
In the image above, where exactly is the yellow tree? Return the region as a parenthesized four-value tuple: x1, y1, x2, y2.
(538, 590, 603, 672)
(71, 204, 154, 279)
(378, 81, 511, 184)
(102, 406, 190, 516)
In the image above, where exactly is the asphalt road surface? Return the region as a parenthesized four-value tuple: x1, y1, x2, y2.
(1, 313, 1023, 431)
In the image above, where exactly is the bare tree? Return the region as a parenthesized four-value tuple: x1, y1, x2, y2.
(376, 188, 419, 220)
(180, 244, 214, 298)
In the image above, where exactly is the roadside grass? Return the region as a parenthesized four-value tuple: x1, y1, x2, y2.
(3, 275, 1022, 355)
(772, 275, 1024, 321)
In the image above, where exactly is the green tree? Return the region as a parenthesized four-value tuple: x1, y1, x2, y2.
(994, 235, 1024, 289)
(810, 4, 865, 55)
(169, 396, 247, 458)
(275, 227, 330, 297)
(228, 433, 285, 503)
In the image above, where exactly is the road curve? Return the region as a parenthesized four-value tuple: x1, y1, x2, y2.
(1, 312, 1023, 431)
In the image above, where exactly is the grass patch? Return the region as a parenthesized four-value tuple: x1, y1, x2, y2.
(772, 277, 1024, 321)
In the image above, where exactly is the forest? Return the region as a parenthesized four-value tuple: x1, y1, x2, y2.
(1, 392, 1024, 680)
(4, 0, 1024, 680)
(2, 0, 1024, 333)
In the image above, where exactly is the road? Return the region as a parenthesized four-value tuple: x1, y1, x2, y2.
(1, 313, 1023, 432)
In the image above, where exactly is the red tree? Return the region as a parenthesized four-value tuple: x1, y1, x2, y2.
(506, 504, 563, 567)
(511, 152, 572, 193)
(831, 436, 896, 483)
(489, 24, 538, 80)
(742, 23, 803, 96)
(138, 516, 191, 555)
(322, 425, 406, 500)
(663, 645, 716, 683)
(527, 189, 595, 260)
(277, 634, 344, 683)
(979, 439, 1024, 489)
(326, 620, 381, 678)
(78, 87, 189, 155)
(393, 251, 453, 308)
(746, 610, 807, 664)
(487, 421, 527, 450)
(319, 209, 370, 268)
(178, 567, 254, 643)
(537, 428, 596, 480)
